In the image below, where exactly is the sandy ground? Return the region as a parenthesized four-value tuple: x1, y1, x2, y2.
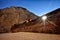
(0, 32, 60, 40)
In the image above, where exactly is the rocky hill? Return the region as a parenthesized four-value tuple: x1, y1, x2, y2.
(11, 8, 60, 34)
(40, 8, 60, 34)
(0, 6, 60, 34)
(0, 6, 38, 33)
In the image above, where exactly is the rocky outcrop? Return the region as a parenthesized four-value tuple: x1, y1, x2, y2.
(11, 8, 60, 34)
(0, 6, 38, 33)
(0, 6, 60, 34)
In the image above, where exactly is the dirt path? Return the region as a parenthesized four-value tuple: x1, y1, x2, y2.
(0, 32, 60, 40)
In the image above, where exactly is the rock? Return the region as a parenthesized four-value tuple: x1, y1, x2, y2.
(0, 6, 60, 34)
(0, 6, 38, 33)
(11, 8, 60, 34)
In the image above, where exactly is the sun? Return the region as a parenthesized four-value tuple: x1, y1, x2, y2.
(42, 16, 47, 21)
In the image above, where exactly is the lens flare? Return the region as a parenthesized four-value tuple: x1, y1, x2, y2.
(42, 16, 47, 21)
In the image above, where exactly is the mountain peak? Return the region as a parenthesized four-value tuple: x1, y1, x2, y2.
(9, 6, 27, 10)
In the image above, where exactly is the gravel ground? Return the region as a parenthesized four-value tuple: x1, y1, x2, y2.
(0, 32, 60, 40)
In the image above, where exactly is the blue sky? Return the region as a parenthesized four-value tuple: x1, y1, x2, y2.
(0, 0, 60, 16)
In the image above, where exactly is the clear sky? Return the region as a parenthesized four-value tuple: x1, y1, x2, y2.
(0, 0, 60, 16)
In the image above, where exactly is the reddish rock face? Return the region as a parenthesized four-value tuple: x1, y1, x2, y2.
(0, 6, 38, 33)
(0, 6, 60, 34)
(11, 8, 60, 34)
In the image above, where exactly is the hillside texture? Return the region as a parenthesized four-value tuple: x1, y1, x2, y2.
(0, 6, 38, 33)
(0, 6, 60, 34)
(11, 8, 60, 34)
